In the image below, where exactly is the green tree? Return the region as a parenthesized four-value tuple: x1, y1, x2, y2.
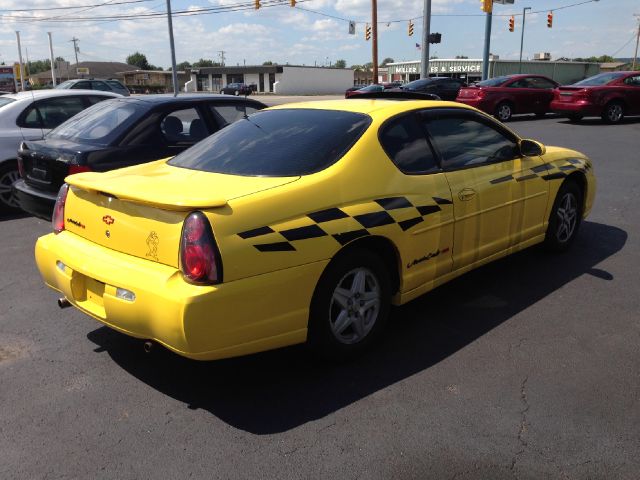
(126, 52, 151, 70)
(192, 58, 221, 68)
(455, 55, 469, 59)
(334, 59, 347, 68)
(380, 57, 394, 66)
(176, 61, 192, 71)
(262, 61, 274, 65)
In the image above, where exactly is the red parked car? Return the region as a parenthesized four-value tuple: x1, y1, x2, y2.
(456, 74, 559, 121)
(550, 71, 640, 124)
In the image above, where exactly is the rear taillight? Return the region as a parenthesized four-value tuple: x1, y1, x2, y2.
(52, 183, 69, 234)
(68, 165, 91, 175)
(179, 211, 222, 285)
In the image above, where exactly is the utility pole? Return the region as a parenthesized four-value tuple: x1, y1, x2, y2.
(371, 0, 378, 84)
(165, 0, 179, 95)
(15, 31, 25, 92)
(70, 37, 80, 69)
(633, 14, 640, 71)
(218, 50, 226, 67)
(519, 7, 531, 73)
(421, 0, 431, 79)
(48, 32, 57, 86)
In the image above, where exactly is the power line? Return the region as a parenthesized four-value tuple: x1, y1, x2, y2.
(0, 0, 153, 13)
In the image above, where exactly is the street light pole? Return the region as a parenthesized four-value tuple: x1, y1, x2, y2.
(632, 14, 640, 71)
(481, 9, 492, 80)
(371, 0, 378, 84)
(165, 0, 179, 95)
(519, 7, 531, 74)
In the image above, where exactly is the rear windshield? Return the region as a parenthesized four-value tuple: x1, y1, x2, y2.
(573, 73, 626, 86)
(46, 99, 147, 146)
(476, 76, 510, 87)
(403, 79, 434, 89)
(169, 109, 371, 176)
(56, 81, 74, 89)
(0, 97, 15, 109)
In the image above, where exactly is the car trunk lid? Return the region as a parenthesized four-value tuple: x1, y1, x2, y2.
(62, 160, 299, 267)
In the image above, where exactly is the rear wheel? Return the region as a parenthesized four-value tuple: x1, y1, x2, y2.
(602, 101, 624, 124)
(0, 161, 21, 215)
(495, 102, 513, 122)
(544, 180, 583, 252)
(307, 250, 391, 360)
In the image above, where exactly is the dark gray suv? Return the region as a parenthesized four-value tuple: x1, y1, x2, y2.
(56, 79, 130, 96)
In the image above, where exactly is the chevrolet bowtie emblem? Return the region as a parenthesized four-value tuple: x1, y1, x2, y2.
(102, 215, 115, 225)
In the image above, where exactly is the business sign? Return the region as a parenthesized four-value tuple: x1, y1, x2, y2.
(430, 64, 482, 73)
(76, 67, 90, 75)
(0, 66, 16, 92)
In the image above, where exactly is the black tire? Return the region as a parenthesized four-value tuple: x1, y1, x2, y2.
(307, 249, 391, 360)
(535, 112, 546, 118)
(544, 180, 583, 252)
(567, 114, 583, 123)
(0, 160, 21, 215)
(601, 101, 624, 124)
(495, 102, 513, 122)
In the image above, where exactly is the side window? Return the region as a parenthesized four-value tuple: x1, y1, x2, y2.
(72, 81, 91, 89)
(379, 114, 439, 174)
(507, 79, 531, 88)
(86, 95, 112, 106)
(211, 104, 259, 126)
(20, 105, 42, 129)
(91, 81, 111, 91)
(527, 77, 555, 89)
(425, 114, 518, 170)
(36, 96, 86, 129)
(624, 75, 640, 86)
(160, 107, 205, 144)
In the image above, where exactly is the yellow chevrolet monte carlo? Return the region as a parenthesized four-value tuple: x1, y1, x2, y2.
(35, 98, 595, 360)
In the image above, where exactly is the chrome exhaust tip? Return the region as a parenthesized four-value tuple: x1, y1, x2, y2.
(57, 297, 71, 309)
(143, 341, 155, 354)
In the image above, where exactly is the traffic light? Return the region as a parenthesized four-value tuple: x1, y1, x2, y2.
(480, 0, 492, 13)
(547, 12, 553, 28)
(289, 0, 296, 6)
(365, 23, 371, 41)
(408, 21, 414, 37)
(508, 16, 514, 32)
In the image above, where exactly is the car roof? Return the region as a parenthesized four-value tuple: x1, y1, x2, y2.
(2, 89, 121, 101)
(267, 99, 476, 117)
(107, 93, 262, 105)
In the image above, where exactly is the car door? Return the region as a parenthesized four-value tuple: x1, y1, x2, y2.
(422, 109, 548, 270)
(506, 78, 535, 113)
(622, 74, 640, 114)
(378, 111, 454, 292)
(528, 77, 559, 113)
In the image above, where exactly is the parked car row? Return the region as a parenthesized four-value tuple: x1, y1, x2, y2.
(345, 71, 640, 124)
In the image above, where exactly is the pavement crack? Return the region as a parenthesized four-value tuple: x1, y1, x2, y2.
(509, 376, 530, 479)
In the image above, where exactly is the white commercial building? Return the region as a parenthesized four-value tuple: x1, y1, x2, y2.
(189, 65, 353, 95)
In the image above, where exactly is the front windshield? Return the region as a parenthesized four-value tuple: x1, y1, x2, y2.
(476, 76, 510, 87)
(47, 99, 147, 146)
(573, 73, 626, 86)
(169, 109, 371, 176)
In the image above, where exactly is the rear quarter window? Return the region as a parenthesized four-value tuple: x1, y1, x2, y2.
(168, 109, 371, 176)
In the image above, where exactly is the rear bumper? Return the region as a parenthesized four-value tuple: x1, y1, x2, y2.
(36, 231, 326, 360)
(13, 179, 57, 219)
(456, 97, 492, 113)
(550, 100, 600, 117)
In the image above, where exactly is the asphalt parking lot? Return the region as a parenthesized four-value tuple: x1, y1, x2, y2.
(1, 109, 639, 479)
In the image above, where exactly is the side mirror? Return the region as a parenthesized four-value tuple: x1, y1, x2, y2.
(520, 139, 546, 157)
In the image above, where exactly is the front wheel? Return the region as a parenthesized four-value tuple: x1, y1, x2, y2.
(602, 101, 624, 124)
(544, 180, 583, 252)
(495, 102, 513, 122)
(307, 250, 391, 360)
(0, 161, 21, 215)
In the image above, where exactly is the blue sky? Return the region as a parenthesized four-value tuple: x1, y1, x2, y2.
(0, 0, 637, 69)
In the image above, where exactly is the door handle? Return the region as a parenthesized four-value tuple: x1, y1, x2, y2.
(458, 188, 477, 201)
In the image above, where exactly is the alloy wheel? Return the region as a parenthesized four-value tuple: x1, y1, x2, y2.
(0, 168, 20, 209)
(329, 267, 381, 345)
(555, 192, 578, 243)
(606, 104, 623, 123)
(497, 104, 512, 121)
